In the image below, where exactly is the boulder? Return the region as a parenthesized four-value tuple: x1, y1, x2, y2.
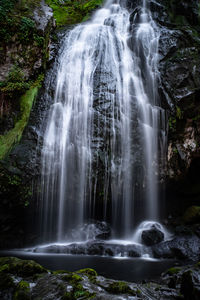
(141, 225, 164, 246)
(180, 269, 200, 300)
(153, 235, 200, 261)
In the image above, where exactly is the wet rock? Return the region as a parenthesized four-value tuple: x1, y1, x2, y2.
(174, 225, 193, 236)
(70, 222, 111, 241)
(180, 269, 200, 300)
(33, 0, 54, 33)
(153, 235, 200, 261)
(0, 257, 47, 277)
(2, 256, 199, 300)
(141, 225, 164, 246)
(33, 241, 142, 258)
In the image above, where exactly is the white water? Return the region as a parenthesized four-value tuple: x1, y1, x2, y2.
(40, 0, 166, 243)
(132, 221, 171, 244)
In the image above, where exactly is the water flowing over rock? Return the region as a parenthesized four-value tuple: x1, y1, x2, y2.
(141, 225, 164, 246)
(40, 0, 166, 243)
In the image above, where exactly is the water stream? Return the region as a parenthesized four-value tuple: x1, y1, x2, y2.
(39, 0, 166, 243)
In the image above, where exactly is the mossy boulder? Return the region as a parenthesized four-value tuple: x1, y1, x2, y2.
(182, 206, 200, 224)
(166, 267, 182, 275)
(180, 269, 200, 300)
(0, 257, 47, 277)
(77, 268, 97, 277)
(62, 273, 82, 283)
(106, 281, 136, 295)
(1, 256, 200, 299)
(13, 281, 30, 300)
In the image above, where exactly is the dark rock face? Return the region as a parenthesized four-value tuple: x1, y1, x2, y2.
(141, 225, 164, 246)
(162, 261, 200, 300)
(150, 0, 200, 220)
(153, 234, 200, 261)
(180, 269, 200, 300)
(157, 0, 200, 181)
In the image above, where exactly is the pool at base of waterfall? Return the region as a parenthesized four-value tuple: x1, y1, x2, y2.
(0, 250, 177, 283)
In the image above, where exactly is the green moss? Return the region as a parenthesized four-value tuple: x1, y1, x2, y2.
(19, 17, 35, 43)
(0, 66, 30, 97)
(82, 0, 103, 12)
(106, 281, 136, 295)
(33, 34, 45, 47)
(77, 268, 97, 284)
(173, 147, 178, 154)
(61, 280, 95, 300)
(0, 75, 43, 159)
(136, 288, 142, 295)
(57, 269, 96, 299)
(74, 290, 95, 299)
(166, 267, 182, 275)
(176, 106, 182, 119)
(0, 257, 47, 277)
(62, 290, 95, 300)
(168, 116, 176, 131)
(0, 0, 42, 44)
(77, 268, 97, 277)
(62, 273, 82, 283)
(53, 269, 68, 275)
(13, 280, 30, 300)
(46, 0, 104, 27)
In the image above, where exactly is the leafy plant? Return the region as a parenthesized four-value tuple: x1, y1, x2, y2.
(19, 17, 35, 42)
(0, 66, 30, 97)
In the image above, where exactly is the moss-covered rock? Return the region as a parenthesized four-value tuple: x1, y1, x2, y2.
(0, 0, 53, 145)
(0, 257, 47, 277)
(62, 273, 82, 283)
(0, 76, 43, 160)
(1, 256, 200, 299)
(13, 281, 30, 300)
(77, 268, 97, 277)
(166, 267, 182, 275)
(106, 281, 136, 295)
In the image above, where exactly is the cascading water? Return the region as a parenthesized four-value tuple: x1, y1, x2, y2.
(39, 0, 166, 243)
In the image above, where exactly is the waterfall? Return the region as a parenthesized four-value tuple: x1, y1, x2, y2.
(39, 0, 166, 243)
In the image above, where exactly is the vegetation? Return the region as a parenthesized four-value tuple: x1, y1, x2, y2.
(0, 0, 49, 129)
(0, 74, 43, 159)
(13, 281, 30, 300)
(0, 0, 42, 45)
(77, 268, 97, 277)
(106, 281, 136, 295)
(0, 257, 47, 277)
(166, 267, 182, 275)
(46, 0, 104, 26)
(0, 66, 30, 98)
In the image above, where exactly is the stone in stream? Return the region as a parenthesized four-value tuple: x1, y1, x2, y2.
(141, 225, 164, 246)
